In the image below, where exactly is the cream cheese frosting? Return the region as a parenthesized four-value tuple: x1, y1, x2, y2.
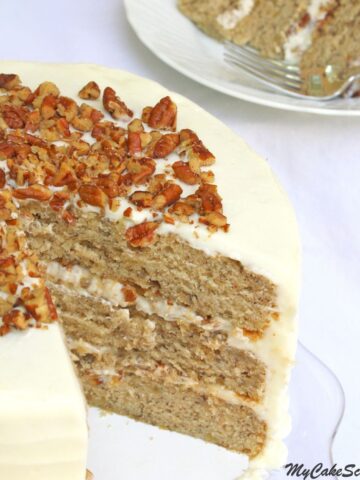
(0, 324, 88, 480)
(0, 61, 300, 479)
(284, 0, 334, 63)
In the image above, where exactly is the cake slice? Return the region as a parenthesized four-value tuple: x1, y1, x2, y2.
(178, 0, 360, 94)
(0, 62, 300, 479)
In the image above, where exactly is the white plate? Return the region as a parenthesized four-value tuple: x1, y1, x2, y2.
(88, 343, 344, 479)
(124, 0, 360, 116)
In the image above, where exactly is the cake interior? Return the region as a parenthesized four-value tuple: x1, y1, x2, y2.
(23, 201, 277, 458)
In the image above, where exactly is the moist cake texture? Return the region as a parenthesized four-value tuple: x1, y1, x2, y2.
(178, 0, 360, 95)
(0, 62, 300, 479)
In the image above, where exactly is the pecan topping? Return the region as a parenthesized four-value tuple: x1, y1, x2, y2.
(125, 221, 159, 248)
(13, 184, 52, 201)
(144, 96, 177, 131)
(0, 73, 20, 90)
(153, 133, 180, 158)
(79, 81, 101, 100)
(78, 184, 108, 208)
(172, 161, 199, 185)
(129, 190, 153, 208)
(121, 284, 137, 303)
(103, 86, 133, 120)
(153, 183, 182, 209)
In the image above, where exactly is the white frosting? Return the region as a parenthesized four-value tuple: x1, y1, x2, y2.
(217, 0, 255, 30)
(284, 0, 333, 63)
(0, 62, 300, 479)
(0, 324, 88, 480)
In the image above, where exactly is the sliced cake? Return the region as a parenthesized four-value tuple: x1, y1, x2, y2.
(178, 0, 360, 94)
(0, 62, 300, 479)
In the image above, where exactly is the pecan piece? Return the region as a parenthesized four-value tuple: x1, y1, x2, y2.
(0, 168, 6, 188)
(169, 200, 195, 217)
(125, 221, 159, 248)
(49, 191, 70, 212)
(144, 96, 177, 131)
(78, 184, 108, 208)
(40, 95, 58, 120)
(121, 284, 137, 303)
(1, 104, 28, 129)
(13, 184, 52, 201)
(129, 191, 153, 208)
(153, 183, 182, 210)
(0, 73, 20, 90)
(57, 96, 78, 121)
(153, 133, 180, 158)
(200, 211, 228, 228)
(79, 81, 101, 100)
(96, 173, 120, 198)
(196, 184, 222, 213)
(127, 157, 155, 185)
(103, 87, 133, 120)
(172, 161, 199, 185)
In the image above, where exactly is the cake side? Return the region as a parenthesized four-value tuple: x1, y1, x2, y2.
(0, 325, 88, 480)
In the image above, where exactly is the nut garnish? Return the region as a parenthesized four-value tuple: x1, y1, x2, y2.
(79, 81, 101, 100)
(0, 72, 230, 332)
(125, 221, 159, 248)
(103, 86, 133, 120)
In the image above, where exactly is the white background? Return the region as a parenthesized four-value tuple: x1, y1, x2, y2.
(1, 0, 359, 468)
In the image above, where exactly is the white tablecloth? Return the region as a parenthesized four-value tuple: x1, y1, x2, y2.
(1, 0, 359, 466)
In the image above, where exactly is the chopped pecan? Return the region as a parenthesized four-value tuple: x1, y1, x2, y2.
(13, 184, 52, 201)
(103, 87, 133, 120)
(0, 168, 5, 188)
(96, 173, 120, 198)
(153, 183, 182, 209)
(129, 191, 153, 208)
(57, 96, 78, 121)
(123, 206, 132, 218)
(169, 200, 195, 217)
(78, 184, 108, 208)
(1, 104, 28, 129)
(200, 211, 227, 228)
(25, 110, 41, 132)
(172, 161, 199, 185)
(79, 81, 101, 100)
(40, 95, 58, 120)
(145, 96, 177, 131)
(196, 184, 222, 213)
(121, 284, 137, 303)
(127, 157, 155, 185)
(71, 115, 93, 132)
(0, 73, 20, 90)
(2, 309, 28, 331)
(125, 221, 159, 248)
(51, 162, 77, 188)
(128, 131, 142, 156)
(49, 191, 70, 212)
(153, 133, 179, 158)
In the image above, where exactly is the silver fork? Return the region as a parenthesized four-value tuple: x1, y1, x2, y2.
(224, 41, 360, 101)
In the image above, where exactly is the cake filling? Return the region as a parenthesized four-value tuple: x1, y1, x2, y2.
(284, 0, 335, 63)
(216, 0, 255, 30)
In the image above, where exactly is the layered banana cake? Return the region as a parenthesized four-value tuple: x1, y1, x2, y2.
(178, 0, 360, 94)
(0, 62, 300, 479)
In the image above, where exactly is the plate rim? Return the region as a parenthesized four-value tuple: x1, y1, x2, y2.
(124, 0, 360, 117)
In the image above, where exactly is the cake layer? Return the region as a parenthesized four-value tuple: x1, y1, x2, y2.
(0, 324, 88, 480)
(301, 0, 360, 89)
(25, 203, 277, 333)
(81, 368, 266, 458)
(48, 280, 266, 400)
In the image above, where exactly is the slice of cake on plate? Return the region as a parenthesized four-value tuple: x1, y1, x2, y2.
(178, 0, 360, 94)
(0, 62, 300, 479)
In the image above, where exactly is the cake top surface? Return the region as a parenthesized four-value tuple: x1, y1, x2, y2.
(0, 61, 300, 337)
